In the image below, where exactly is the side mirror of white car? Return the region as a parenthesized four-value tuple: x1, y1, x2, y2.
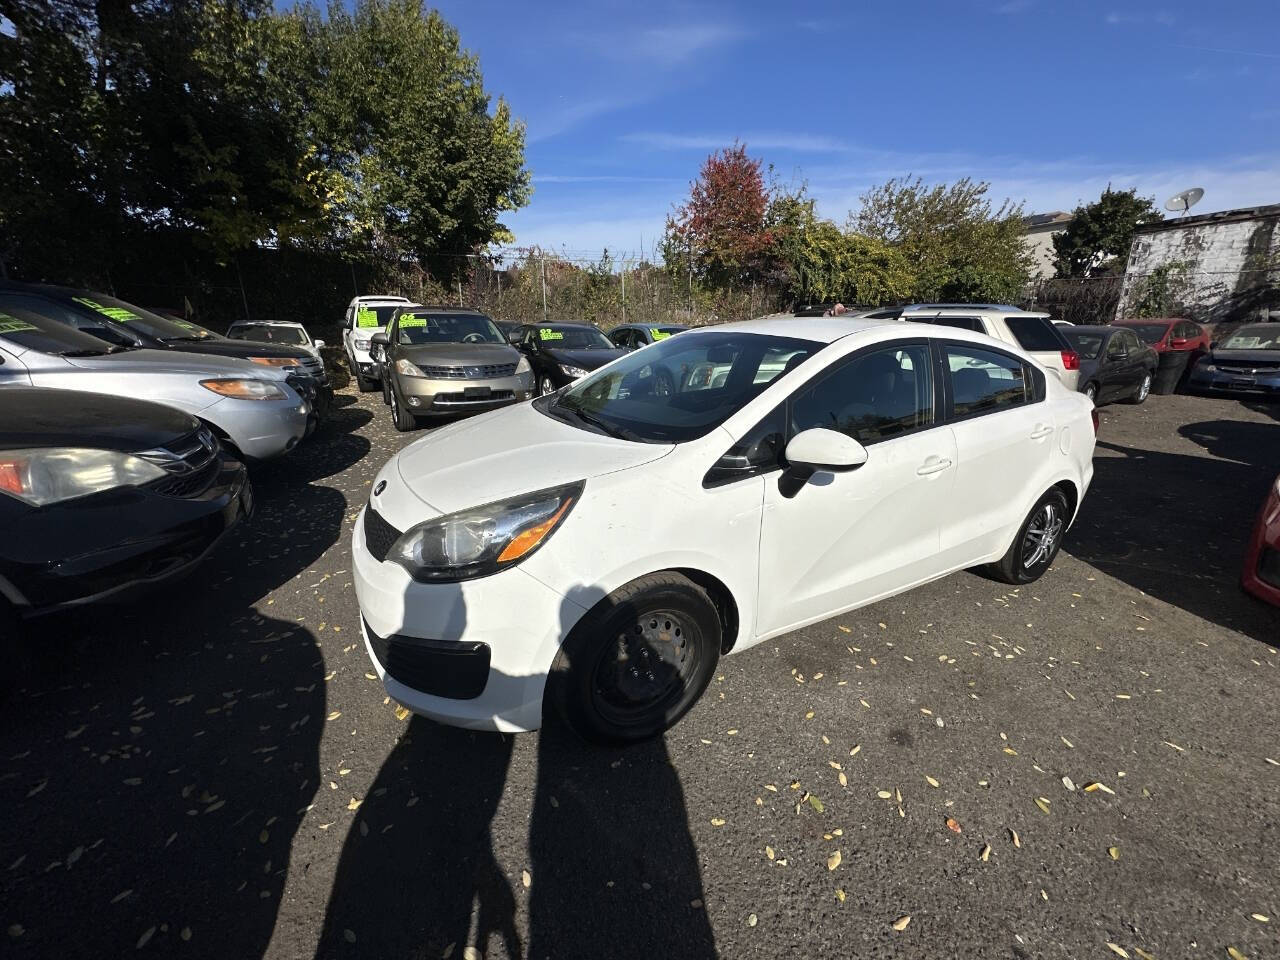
(314, 339, 325, 349)
(780, 428, 868, 498)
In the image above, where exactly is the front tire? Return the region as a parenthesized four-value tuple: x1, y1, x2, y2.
(380, 370, 392, 405)
(390, 386, 418, 432)
(988, 487, 1070, 585)
(547, 572, 720, 745)
(538, 376, 556, 397)
(350, 355, 375, 393)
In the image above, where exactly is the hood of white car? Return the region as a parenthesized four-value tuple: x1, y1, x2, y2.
(394, 402, 673, 514)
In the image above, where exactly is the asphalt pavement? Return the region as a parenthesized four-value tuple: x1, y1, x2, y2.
(3, 387, 1279, 960)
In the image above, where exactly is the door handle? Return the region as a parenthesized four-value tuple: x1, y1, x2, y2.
(1030, 425, 1053, 440)
(916, 457, 952, 476)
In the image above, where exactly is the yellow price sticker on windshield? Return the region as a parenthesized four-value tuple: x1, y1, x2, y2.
(0, 313, 38, 334)
(73, 296, 141, 323)
(539, 328, 564, 341)
(356, 308, 379, 328)
(649, 328, 671, 341)
(398, 315, 428, 328)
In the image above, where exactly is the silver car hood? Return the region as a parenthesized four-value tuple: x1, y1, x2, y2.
(62, 348, 292, 379)
(397, 342, 521, 366)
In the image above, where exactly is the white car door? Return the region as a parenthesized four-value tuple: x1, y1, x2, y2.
(754, 340, 958, 639)
(936, 341, 1056, 564)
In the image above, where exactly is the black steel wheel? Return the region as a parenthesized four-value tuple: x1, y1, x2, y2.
(547, 572, 720, 744)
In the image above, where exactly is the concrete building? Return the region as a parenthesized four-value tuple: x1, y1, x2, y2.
(1022, 212, 1074, 279)
(1116, 203, 1280, 325)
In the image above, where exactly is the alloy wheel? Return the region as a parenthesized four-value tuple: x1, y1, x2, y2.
(1138, 375, 1151, 401)
(1022, 503, 1063, 569)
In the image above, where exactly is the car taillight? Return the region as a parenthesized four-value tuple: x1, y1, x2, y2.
(1062, 350, 1080, 371)
(1091, 409, 1099, 435)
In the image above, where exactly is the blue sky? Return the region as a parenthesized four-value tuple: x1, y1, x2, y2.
(433, 0, 1279, 260)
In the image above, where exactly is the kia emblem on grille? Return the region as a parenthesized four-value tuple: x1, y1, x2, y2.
(374, 480, 386, 496)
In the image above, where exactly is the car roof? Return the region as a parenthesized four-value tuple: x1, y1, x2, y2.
(1113, 317, 1182, 324)
(710, 315, 900, 344)
(230, 320, 305, 328)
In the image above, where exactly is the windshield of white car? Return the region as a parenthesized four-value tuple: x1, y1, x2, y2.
(229, 324, 310, 346)
(395, 312, 504, 345)
(1221, 326, 1280, 350)
(540, 331, 821, 443)
(535, 325, 615, 350)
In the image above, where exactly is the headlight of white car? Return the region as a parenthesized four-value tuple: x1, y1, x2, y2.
(0, 447, 168, 506)
(515, 355, 531, 375)
(559, 364, 588, 379)
(354, 336, 372, 351)
(395, 358, 426, 378)
(388, 481, 583, 582)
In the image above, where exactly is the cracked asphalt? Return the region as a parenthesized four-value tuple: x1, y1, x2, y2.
(3, 386, 1278, 960)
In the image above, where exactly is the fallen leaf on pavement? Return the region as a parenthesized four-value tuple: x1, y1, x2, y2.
(892, 915, 911, 932)
(945, 818, 961, 833)
(1108, 846, 1120, 860)
(1105, 943, 1129, 958)
(1010, 828, 1021, 848)
(1035, 797, 1051, 814)
(827, 850, 841, 870)
(980, 843, 991, 862)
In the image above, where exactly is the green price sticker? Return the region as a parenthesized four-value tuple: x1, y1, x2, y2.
(649, 328, 671, 341)
(73, 296, 141, 323)
(356, 308, 380, 328)
(539, 328, 564, 341)
(398, 315, 428, 328)
(0, 314, 38, 334)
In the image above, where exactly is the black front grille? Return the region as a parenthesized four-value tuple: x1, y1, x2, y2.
(418, 363, 518, 380)
(364, 506, 401, 563)
(365, 620, 491, 699)
(432, 389, 515, 404)
(150, 457, 220, 498)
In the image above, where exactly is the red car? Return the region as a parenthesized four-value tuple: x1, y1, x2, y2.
(1243, 473, 1280, 608)
(1113, 317, 1209, 355)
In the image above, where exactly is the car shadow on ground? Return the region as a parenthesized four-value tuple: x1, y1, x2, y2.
(0, 470, 347, 958)
(1066, 421, 1280, 646)
(315, 585, 717, 960)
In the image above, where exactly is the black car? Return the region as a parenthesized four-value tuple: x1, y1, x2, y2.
(0, 388, 251, 624)
(608, 323, 688, 350)
(0, 282, 332, 418)
(1059, 325, 1158, 406)
(510, 322, 626, 394)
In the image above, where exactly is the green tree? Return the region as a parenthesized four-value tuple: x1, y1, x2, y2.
(283, 0, 531, 281)
(792, 221, 914, 306)
(851, 177, 1031, 303)
(1052, 187, 1163, 278)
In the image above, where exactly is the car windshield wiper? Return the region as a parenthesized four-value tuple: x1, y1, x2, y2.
(553, 399, 643, 442)
(160, 335, 206, 343)
(58, 348, 109, 357)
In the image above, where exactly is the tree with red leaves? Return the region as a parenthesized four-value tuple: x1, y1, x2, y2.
(663, 142, 775, 287)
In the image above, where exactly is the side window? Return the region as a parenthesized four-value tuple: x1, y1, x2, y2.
(791, 343, 934, 445)
(932, 316, 984, 333)
(1106, 335, 1127, 359)
(703, 406, 788, 487)
(1004, 316, 1067, 352)
(945, 344, 1029, 418)
(521, 326, 538, 348)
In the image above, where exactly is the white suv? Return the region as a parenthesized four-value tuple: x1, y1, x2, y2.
(892, 305, 1081, 391)
(341, 295, 411, 391)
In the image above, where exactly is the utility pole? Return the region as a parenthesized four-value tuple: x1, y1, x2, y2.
(621, 260, 626, 325)
(540, 256, 547, 323)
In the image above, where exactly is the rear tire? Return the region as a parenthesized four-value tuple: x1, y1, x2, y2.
(988, 487, 1070, 585)
(547, 572, 720, 745)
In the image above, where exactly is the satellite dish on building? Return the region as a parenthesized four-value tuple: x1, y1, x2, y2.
(1165, 187, 1204, 215)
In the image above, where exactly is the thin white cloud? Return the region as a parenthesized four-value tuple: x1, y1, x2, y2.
(1105, 9, 1175, 26)
(1174, 43, 1280, 60)
(621, 131, 852, 152)
(569, 22, 746, 67)
(527, 95, 642, 144)
(533, 175, 683, 184)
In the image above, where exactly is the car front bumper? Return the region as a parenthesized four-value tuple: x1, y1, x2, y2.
(204, 393, 310, 460)
(351, 506, 588, 732)
(1242, 482, 1280, 608)
(0, 456, 252, 615)
(395, 371, 536, 416)
(1187, 367, 1280, 396)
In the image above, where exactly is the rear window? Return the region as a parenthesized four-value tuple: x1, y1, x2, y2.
(1004, 316, 1068, 352)
(1061, 329, 1104, 360)
(1120, 323, 1170, 345)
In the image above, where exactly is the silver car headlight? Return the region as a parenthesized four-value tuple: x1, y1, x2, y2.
(515, 356, 532, 375)
(559, 364, 588, 379)
(199, 378, 288, 401)
(395, 358, 426, 378)
(0, 447, 167, 506)
(388, 481, 583, 582)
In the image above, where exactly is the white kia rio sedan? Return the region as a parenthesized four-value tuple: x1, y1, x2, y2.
(353, 317, 1096, 744)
